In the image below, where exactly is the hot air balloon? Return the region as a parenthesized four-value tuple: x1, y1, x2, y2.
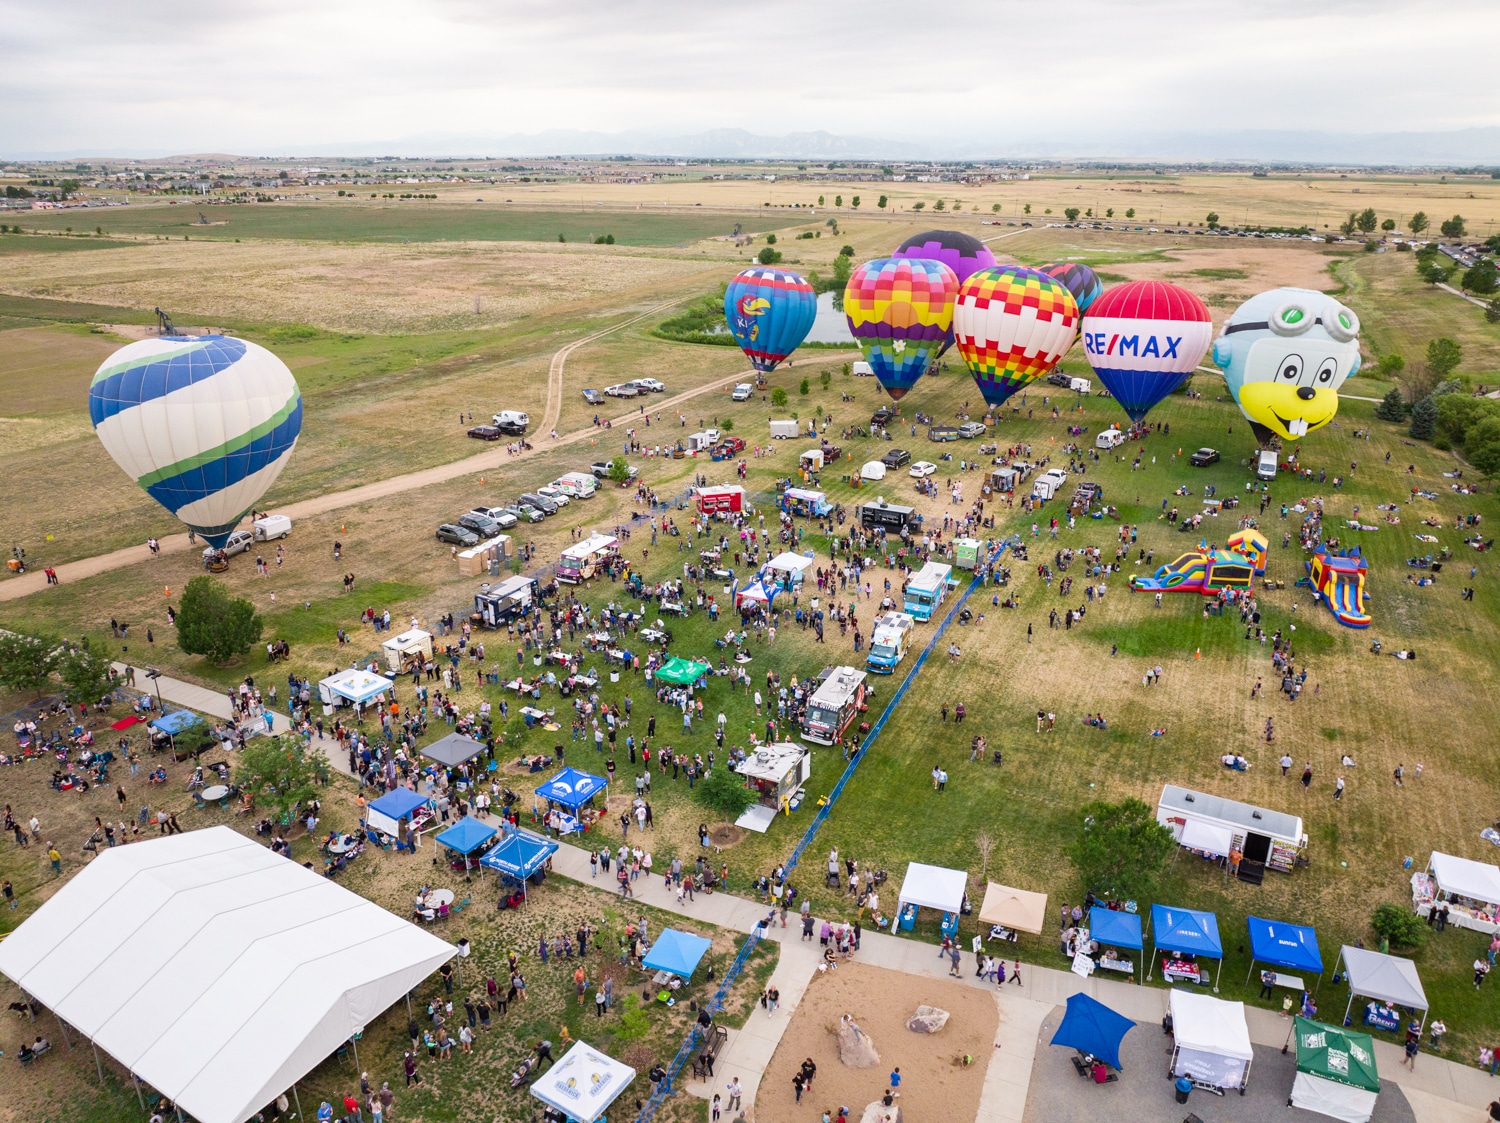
(1035, 262, 1103, 315)
(893, 231, 997, 355)
(723, 268, 817, 372)
(953, 266, 1080, 408)
(844, 257, 958, 400)
(1081, 280, 1213, 422)
(89, 335, 303, 546)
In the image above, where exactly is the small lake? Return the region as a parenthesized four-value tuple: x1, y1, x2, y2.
(804, 291, 855, 344)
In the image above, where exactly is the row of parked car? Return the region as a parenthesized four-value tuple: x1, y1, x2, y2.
(435, 462, 633, 548)
(583, 378, 666, 404)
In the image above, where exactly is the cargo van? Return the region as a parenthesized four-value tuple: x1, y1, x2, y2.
(252, 514, 292, 542)
(554, 471, 598, 499)
(769, 419, 799, 439)
(1256, 448, 1279, 481)
(1095, 428, 1126, 450)
(1031, 468, 1069, 500)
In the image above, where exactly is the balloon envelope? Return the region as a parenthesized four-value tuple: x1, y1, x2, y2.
(892, 230, 997, 287)
(723, 268, 817, 372)
(1036, 262, 1104, 315)
(954, 266, 1080, 408)
(1081, 281, 1213, 422)
(844, 257, 958, 400)
(89, 335, 303, 546)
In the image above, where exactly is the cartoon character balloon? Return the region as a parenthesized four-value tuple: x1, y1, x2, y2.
(1035, 262, 1103, 316)
(723, 267, 818, 372)
(844, 257, 959, 400)
(89, 335, 303, 546)
(1081, 280, 1213, 422)
(953, 266, 1080, 408)
(893, 231, 996, 355)
(1213, 287, 1361, 441)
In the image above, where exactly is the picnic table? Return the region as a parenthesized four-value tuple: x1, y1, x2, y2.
(520, 706, 549, 726)
(201, 784, 229, 803)
(1161, 958, 1207, 984)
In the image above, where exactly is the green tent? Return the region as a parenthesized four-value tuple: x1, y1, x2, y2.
(1290, 1016, 1380, 1123)
(655, 657, 709, 686)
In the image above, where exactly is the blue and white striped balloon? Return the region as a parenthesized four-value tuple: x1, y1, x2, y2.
(89, 335, 303, 547)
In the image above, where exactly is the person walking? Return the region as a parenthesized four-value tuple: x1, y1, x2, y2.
(726, 1077, 743, 1113)
(1334, 776, 1345, 801)
(1476, 959, 1492, 990)
(1300, 763, 1313, 791)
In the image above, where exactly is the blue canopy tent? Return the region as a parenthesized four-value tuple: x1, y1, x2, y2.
(365, 787, 434, 842)
(642, 928, 712, 980)
(534, 767, 608, 813)
(1049, 992, 1137, 1071)
(479, 829, 558, 900)
(1088, 908, 1145, 984)
(150, 710, 200, 735)
(435, 818, 498, 872)
(1148, 904, 1224, 991)
(1246, 916, 1323, 992)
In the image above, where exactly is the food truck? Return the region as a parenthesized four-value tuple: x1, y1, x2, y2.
(557, 533, 619, 584)
(866, 611, 914, 674)
(782, 487, 831, 518)
(474, 574, 539, 628)
(381, 628, 434, 673)
(800, 666, 868, 745)
(696, 484, 745, 514)
(904, 562, 954, 621)
(737, 741, 812, 813)
(858, 497, 915, 533)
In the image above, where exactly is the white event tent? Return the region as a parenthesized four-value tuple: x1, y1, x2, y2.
(1168, 989, 1254, 1091)
(0, 826, 455, 1123)
(1333, 945, 1430, 1034)
(897, 862, 968, 914)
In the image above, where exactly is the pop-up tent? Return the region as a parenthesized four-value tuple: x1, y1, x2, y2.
(434, 817, 498, 862)
(421, 732, 487, 768)
(1333, 945, 1429, 1034)
(365, 788, 433, 839)
(534, 767, 608, 812)
(642, 928, 712, 979)
(1245, 916, 1323, 986)
(655, 657, 709, 686)
(150, 710, 200, 735)
(1148, 904, 1224, 989)
(763, 551, 814, 588)
(1049, 992, 1136, 1071)
(1168, 989, 1253, 1092)
(479, 829, 557, 895)
(529, 1042, 636, 1123)
(1088, 909, 1144, 984)
(1291, 1016, 1380, 1123)
(318, 668, 394, 708)
(978, 882, 1048, 935)
(897, 862, 967, 935)
(734, 579, 777, 610)
(1418, 851, 1500, 929)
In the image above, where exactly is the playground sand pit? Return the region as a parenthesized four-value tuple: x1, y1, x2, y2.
(759, 962, 997, 1122)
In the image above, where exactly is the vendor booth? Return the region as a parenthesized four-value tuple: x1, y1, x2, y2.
(381, 628, 433, 673)
(696, 484, 745, 514)
(435, 817, 498, 871)
(1050, 992, 1136, 1073)
(529, 1042, 636, 1123)
(421, 732, 487, 769)
(1411, 851, 1500, 933)
(734, 580, 776, 611)
(480, 828, 557, 900)
(474, 574, 538, 628)
(782, 487, 830, 518)
(1157, 783, 1306, 880)
(1168, 989, 1253, 1093)
(558, 533, 619, 585)
(1332, 945, 1428, 1035)
(535, 767, 608, 835)
(1082, 907, 1144, 983)
(643, 928, 712, 980)
(1245, 916, 1323, 991)
(318, 668, 395, 712)
(1148, 904, 1224, 989)
(799, 449, 824, 473)
(978, 882, 1048, 944)
(735, 741, 810, 813)
(654, 657, 709, 687)
(365, 787, 434, 843)
(763, 551, 814, 592)
(1291, 1017, 1380, 1123)
(896, 862, 968, 939)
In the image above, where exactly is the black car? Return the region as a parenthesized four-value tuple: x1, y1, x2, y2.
(436, 523, 480, 547)
(870, 406, 896, 427)
(519, 492, 558, 515)
(459, 511, 502, 537)
(881, 448, 911, 469)
(467, 425, 504, 441)
(1189, 448, 1220, 467)
(1046, 372, 1072, 389)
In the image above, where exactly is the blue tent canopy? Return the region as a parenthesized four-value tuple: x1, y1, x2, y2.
(1090, 909, 1143, 951)
(1151, 904, 1222, 958)
(641, 928, 712, 980)
(368, 788, 431, 822)
(535, 767, 608, 812)
(150, 710, 200, 735)
(1247, 916, 1323, 975)
(480, 830, 558, 881)
(435, 817, 498, 856)
(1049, 992, 1136, 1070)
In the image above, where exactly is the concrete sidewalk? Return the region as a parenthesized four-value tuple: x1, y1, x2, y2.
(113, 662, 296, 739)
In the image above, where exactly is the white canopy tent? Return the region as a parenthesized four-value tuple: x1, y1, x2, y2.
(897, 862, 967, 914)
(1334, 945, 1430, 1033)
(1181, 818, 1234, 858)
(529, 1042, 636, 1123)
(1168, 990, 1254, 1091)
(765, 551, 815, 576)
(0, 827, 455, 1123)
(1428, 851, 1500, 905)
(318, 668, 395, 708)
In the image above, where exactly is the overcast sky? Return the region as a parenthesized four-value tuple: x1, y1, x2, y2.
(3, 0, 1498, 158)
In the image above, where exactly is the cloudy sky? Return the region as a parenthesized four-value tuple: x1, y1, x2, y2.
(2, 0, 1497, 158)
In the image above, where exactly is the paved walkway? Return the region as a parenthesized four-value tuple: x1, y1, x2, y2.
(114, 662, 296, 738)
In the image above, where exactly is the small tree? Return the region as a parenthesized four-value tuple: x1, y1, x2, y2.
(877, 195, 888, 209)
(1487, 298, 1500, 324)
(1408, 211, 1429, 234)
(1370, 903, 1426, 951)
(912, 201, 924, 212)
(991, 203, 1001, 213)
(1466, 416, 1500, 477)
(1205, 212, 1219, 229)
(235, 735, 329, 823)
(1426, 337, 1462, 381)
(834, 195, 843, 207)
(1339, 212, 1358, 237)
(720, 418, 734, 432)
(933, 199, 945, 212)
(1124, 208, 1135, 218)
(765, 233, 777, 245)
(1355, 207, 1378, 234)
(817, 195, 824, 206)
(757, 247, 782, 265)
(974, 831, 995, 881)
(1069, 798, 1176, 899)
(851, 196, 860, 209)
(771, 387, 788, 408)
(1440, 214, 1466, 238)
(1064, 207, 1081, 222)
(176, 576, 263, 664)
(696, 766, 756, 820)
(1380, 218, 1396, 232)
(819, 370, 831, 389)
(0, 630, 60, 696)
(607, 456, 631, 483)
(1373, 387, 1410, 422)
(58, 638, 116, 705)
(1418, 261, 1450, 285)
(839, 244, 854, 257)
(1408, 395, 1438, 440)
(1105, 208, 1114, 218)
(798, 377, 810, 395)
(1376, 353, 1406, 379)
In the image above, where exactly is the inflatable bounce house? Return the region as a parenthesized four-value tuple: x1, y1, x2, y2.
(1129, 548, 1256, 595)
(1305, 545, 1370, 628)
(1226, 528, 1268, 576)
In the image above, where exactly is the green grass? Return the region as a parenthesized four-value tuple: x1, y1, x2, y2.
(0, 233, 137, 254)
(261, 581, 430, 648)
(1189, 267, 1250, 279)
(1336, 253, 1500, 374)
(0, 291, 160, 325)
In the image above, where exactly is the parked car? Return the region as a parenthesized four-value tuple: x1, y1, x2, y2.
(1189, 448, 1220, 468)
(536, 485, 571, 506)
(509, 503, 546, 524)
(459, 512, 502, 538)
(201, 529, 254, 563)
(881, 448, 912, 469)
(519, 492, 558, 515)
(957, 421, 987, 439)
(1046, 372, 1072, 389)
(605, 383, 640, 398)
(467, 425, 505, 441)
(590, 460, 639, 480)
(909, 461, 937, 478)
(581, 388, 605, 405)
(871, 406, 896, 427)
(632, 378, 665, 393)
(470, 506, 518, 529)
(491, 409, 528, 433)
(436, 523, 480, 547)
(731, 383, 754, 401)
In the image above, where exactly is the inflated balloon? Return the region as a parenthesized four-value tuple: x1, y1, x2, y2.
(893, 231, 996, 355)
(953, 266, 1080, 408)
(844, 257, 959, 400)
(89, 335, 303, 546)
(1081, 281, 1213, 422)
(1213, 287, 1361, 442)
(723, 267, 818, 372)
(1036, 262, 1103, 316)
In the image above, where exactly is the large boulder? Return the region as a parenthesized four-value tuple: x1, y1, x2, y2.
(859, 1102, 903, 1123)
(905, 1004, 950, 1034)
(837, 1019, 881, 1068)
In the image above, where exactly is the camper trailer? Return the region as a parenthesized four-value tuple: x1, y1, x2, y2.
(474, 574, 539, 628)
(1156, 783, 1307, 882)
(557, 533, 619, 584)
(904, 562, 953, 621)
(801, 666, 868, 745)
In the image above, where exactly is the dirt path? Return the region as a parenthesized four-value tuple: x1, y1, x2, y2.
(538, 296, 685, 436)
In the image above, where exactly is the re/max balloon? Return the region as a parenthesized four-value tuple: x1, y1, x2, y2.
(723, 268, 818, 372)
(1035, 262, 1103, 316)
(953, 266, 1079, 408)
(844, 257, 959, 400)
(89, 335, 303, 546)
(1081, 280, 1213, 422)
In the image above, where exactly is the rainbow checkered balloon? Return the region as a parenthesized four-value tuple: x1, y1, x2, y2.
(953, 266, 1080, 407)
(843, 257, 958, 400)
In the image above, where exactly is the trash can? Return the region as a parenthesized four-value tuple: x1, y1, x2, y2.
(1174, 1076, 1192, 1105)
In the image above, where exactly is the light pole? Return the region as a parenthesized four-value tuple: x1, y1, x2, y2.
(145, 667, 163, 711)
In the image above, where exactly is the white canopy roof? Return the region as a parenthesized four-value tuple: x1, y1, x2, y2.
(897, 862, 967, 914)
(1291, 1072, 1378, 1123)
(1181, 818, 1234, 857)
(1340, 945, 1428, 1011)
(529, 1042, 636, 1123)
(1429, 851, 1500, 906)
(766, 551, 814, 574)
(320, 667, 394, 705)
(381, 628, 431, 652)
(0, 827, 455, 1123)
(1170, 990, 1253, 1060)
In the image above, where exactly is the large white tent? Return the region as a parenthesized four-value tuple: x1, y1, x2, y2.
(1334, 945, 1430, 1033)
(1168, 990, 1254, 1091)
(529, 1042, 636, 1123)
(0, 827, 455, 1123)
(1428, 851, 1500, 906)
(318, 667, 395, 707)
(897, 862, 967, 914)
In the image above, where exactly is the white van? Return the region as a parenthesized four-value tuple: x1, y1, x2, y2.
(1256, 449, 1279, 481)
(555, 471, 598, 499)
(1095, 428, 1126, 450)
(252, 515, 292, 542)
(769, 420, 799, 439)
(1031, 468, 1069, 500)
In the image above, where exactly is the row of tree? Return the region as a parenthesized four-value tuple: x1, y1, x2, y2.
(1373, 337, 1500, 475)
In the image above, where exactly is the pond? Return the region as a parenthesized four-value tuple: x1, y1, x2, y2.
(804, 291, 855, 345)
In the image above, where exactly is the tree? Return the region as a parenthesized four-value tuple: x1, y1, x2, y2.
(991, 203, 1001, 213)
(1406, 211, 1429, 235)
(831, 252, 853, 288)
(176, 576, 263, 664)
(1374, 387, 1410, 422)
(58, 638, 115, 705)
(1486, 234, 1500, 254)
(933, 199, 945, 211)
(1084, 208, 1093, 218)
(1463, 259, 1499, 295)
(1376, 353, 1405, 379)
(1381, 218, 1396, 232)
(1024, 203, 1032, 215)
(557, 233, 566, 243)
(771, 387, 788, 408)
(834, 195, 842, 207)
(817, 195, 824, 206)
(1418, 261, 1450, 285)
(798, 377, 810, 395)
(877, 195, 888, 209)
(1434, 394, 1499, 447)
(912, 201, 925, 211)
(839, 244, 854, 257)
(819, 370, 831, 390)
(765, 233, 777, 245)
(1064, 207, 1081, 222)
(757, 247, 782, 265)
(851, 196, 860, 209)
(1105, 208, 1114, 219)
(1440, 214, 1466, 239)
(1339, 212, 1358, 237)
(1355, 207, 1378, 234)
(1408, 395, 1438, 440)
(1069, 798, 1175, 899)
(1488, 298, 1500, 325)
(695, 766, 756, 820)
(1205, 212, 1219, 230)
(1124, 208, 1135, 218)
(235, 735, 329, 823)
(0, 631, 60, 696)
(974, 831, 995, 881)
(607, 456, 631, 483)
(1370, 903, 1426, 951)
(1465, 416, 1500, 477)
(1426, 337, 1462, 381)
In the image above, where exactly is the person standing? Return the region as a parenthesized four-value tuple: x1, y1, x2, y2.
(1300, 763, 1313, 791)
(1476, 959, 1492, 990)
(1334, 776, 1345, 801)
(1394, 763, 1405, 787)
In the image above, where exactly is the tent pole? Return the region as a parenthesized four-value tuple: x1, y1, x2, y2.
(1146, 941, 1155, 982)
(406, 992, 414, 1021)
(132, 1072, 145, 1110)
(1246, 958, 1257, 986)
(56, 1013, 73, 1050)
(351, 1034, 360, 1072)
(293, 1085, 304, 1121)
(1343, 992, 1354, 1027)
(1214, 957, 1222, 993)
(91, 1040, 105, 1083)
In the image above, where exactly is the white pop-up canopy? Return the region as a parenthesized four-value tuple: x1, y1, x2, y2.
(1428, 852, 1500, 905)
(897, 862, 967, 914)
(529, 1042, 636, 1123)
(1181, 818, 1234, 857)
(319, 668, 395, 707)
(1335, 945, 1429, 1033)
(0, 827, 455, 1123)
(766, 551, 814, 575)
(1169, 990, 1254, 1091)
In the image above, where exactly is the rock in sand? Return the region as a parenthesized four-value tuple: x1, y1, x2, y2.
(905, 1004, 950, 1034)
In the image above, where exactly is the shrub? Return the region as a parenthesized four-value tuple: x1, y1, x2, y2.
(1370, 903, 1426, 951)
(798, 377, 810, 395)
(757, 247, 782, 265)
(696, 766, 756, 820)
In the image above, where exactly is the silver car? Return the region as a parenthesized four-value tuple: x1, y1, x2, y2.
(201, 529, 254, 563)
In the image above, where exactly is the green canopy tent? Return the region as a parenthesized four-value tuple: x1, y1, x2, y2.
(654, 657, 710, 686)
(1290, 1016, 1380, 1123)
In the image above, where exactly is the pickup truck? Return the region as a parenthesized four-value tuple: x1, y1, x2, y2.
(590, 461, 640, 480)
